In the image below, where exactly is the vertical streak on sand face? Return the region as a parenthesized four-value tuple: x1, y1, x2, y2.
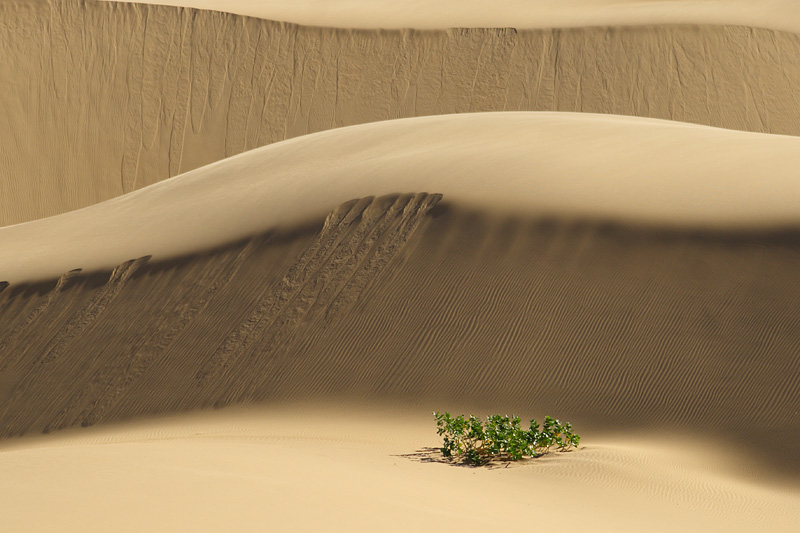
(243, 193, 445, 401)
(326, 192, 443, 319)
(197, 193, 442, 406)
(39, 256, 150, 365)
(193, 198, 370, 385)
(6, 0, 800, 226)
(42, 240, 259, 431)
(0, 257, 150, 429)
(0, 269, 82, 372)
(233, 193, 443, 404)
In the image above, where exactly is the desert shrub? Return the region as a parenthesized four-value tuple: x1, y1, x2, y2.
(434, 411, 580, 465)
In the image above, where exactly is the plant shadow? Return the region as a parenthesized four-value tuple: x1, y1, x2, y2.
(393, 447, 519, 469)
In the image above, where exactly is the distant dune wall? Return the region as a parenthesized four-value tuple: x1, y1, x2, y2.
(1, 196, 799, 477)
(3, 0, 800, 224)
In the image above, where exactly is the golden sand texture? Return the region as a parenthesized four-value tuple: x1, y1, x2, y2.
(2, 407, 798, 532)
(4, 112, 800, 283)
(3, 2, 800, 528)
(2, 195, 799, 480)
(4, 1, 800, 225)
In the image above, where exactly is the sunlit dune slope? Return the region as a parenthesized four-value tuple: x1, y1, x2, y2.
(2, 407, 798, 532)
(5, 0, 800, 224)
(2, 115, 800, 479)
(4, 112, 800, 283)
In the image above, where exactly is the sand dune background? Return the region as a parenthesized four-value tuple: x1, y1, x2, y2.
(2, 1, 800, 530)
(5, 112, 800, 283)
(4, 0, 800, 225)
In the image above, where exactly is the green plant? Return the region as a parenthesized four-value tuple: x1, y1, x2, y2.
(434, 411, 580, 465)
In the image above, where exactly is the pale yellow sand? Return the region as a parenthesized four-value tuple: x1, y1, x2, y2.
(4, 112, 800, 283)
(99, 0, 800, 33)
(2, 406, 797, 532)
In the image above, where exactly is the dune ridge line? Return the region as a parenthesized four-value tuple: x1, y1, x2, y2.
(5, 0, 800, 225)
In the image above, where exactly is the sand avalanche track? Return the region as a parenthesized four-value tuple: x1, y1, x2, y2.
(5, 0, 800, 224)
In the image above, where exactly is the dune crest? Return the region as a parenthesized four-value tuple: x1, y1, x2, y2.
(4, 112, 800, 283)
(5, 1, 800, 224)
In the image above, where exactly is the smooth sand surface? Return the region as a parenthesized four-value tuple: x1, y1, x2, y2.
(2, 406, 798, 532)
(6, 1, 800, 225)
(4, 112, 800, 282)
(99, 0, 800, 33)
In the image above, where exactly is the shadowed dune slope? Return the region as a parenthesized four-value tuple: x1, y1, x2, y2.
(1, 194, 799, 480)
(5, 1, 800, 224)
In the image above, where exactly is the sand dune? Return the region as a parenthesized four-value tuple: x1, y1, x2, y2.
(1, 187, 799, 480)
(5, 1, 800, 224)
(4, 112, 800, 283)
(2, 407, 798, 532)
(3, 2, 800, 529)
(100, 0, 800, 33)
